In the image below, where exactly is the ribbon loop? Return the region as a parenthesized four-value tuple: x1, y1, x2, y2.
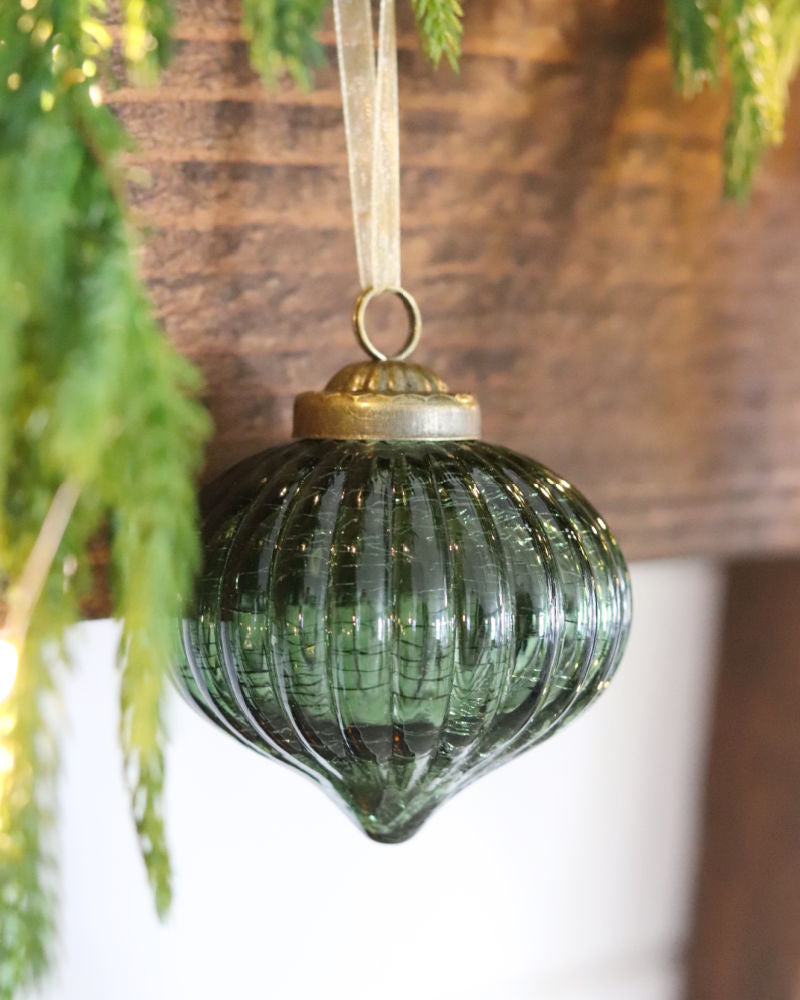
(333, 0, 401, 291)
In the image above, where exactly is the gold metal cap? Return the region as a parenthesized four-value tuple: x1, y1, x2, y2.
(293, 361, 481, 441)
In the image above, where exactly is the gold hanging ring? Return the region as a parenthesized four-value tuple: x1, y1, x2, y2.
(353, 286, 422, 362)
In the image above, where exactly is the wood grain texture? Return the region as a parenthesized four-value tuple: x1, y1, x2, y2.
(112, 0, 800, 562)
(686, 560, 800, 1000)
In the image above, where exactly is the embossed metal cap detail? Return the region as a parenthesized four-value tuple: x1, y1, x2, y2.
(293, 360, 481, 441)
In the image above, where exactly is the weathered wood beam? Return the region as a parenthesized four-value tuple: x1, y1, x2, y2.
(687, 559, 800, 1000)
(110, 0, 800, 563)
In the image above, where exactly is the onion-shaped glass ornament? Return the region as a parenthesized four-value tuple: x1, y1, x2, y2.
(175, 352, 631, 843)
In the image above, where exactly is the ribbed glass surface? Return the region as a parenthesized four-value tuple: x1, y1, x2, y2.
(175, 439, 631, 842)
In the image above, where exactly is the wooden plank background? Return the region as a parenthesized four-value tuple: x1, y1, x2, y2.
(112, 0, 800, 562)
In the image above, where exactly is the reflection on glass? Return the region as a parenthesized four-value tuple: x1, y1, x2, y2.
(175, 439, 631, 842)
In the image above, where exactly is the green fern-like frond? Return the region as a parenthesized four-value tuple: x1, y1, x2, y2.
(47, 143, 210, 918)
(720, 0, 782, 197)
(410, 0, 463, 70)
(0, 0, 207, 992)
(665, 0, 800, 195)
(109, 294, 209, 919)
(771, 0, 800, 107)
(665, 0, 719, 95)
(242, 0, 330, 88)
(0, 634, 57, 998)
(120, 0, 176, 81)
(241, 0, 465, 87)
(0, 15, 90, 992)
(0, 635, 63, 1000)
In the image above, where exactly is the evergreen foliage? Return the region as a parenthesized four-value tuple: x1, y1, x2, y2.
(0, 0, 208, 995)
(410, 0, 463, 70)
(668, 0, 800, 196)
(0, 0, 799, 998)
(121, 0, 175, 81)
(242, 0, 330, 88)
(665, 0, 719, 95)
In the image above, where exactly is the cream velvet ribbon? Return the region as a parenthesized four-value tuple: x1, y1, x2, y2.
(333, 0, 401, 291)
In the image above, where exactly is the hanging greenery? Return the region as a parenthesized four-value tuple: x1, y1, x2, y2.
(0, 1, 207, 995)
(0, 0, 798, 997)
(668, 0, 800, 196)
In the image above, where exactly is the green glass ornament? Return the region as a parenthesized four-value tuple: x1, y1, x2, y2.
(174, 354, 631, 843)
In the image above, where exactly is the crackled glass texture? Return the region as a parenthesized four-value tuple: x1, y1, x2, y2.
(175, 439, 631, 842)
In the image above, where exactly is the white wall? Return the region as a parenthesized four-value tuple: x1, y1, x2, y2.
(31, 559, 723, 1000)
